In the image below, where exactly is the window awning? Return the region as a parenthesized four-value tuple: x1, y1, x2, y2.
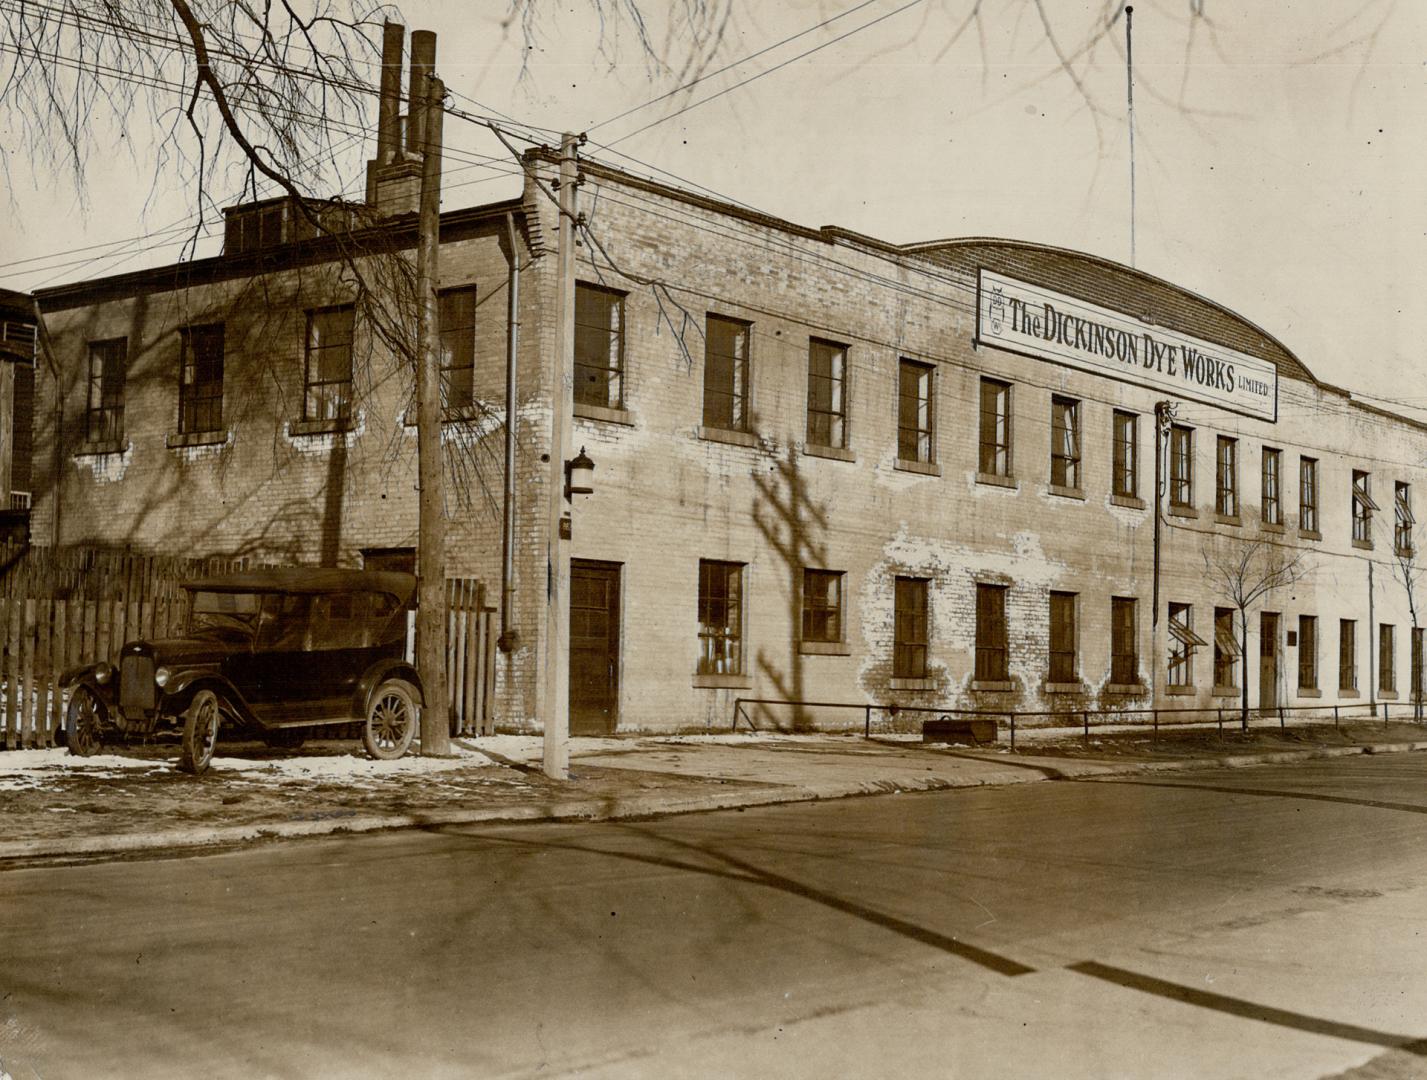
(1214, 620, 1242, 656)
(1356, 488, 1381, 512)
(1169, 619, 1208, 649)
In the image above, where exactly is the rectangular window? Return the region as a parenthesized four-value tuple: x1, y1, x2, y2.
(703, 314, 750, 431)
(303, 305, 355, 422)
(1168, 602, 1203, 688)
(1380, 623, 1396, 694)
(697, 560, 744, 675)
(801, 569, 843, 644)
(1216, 436, 1238, 517)
(1213, 606, 1240, 689)
(1352, 470, 1377, 546)
(893, 577, 929, 679)
(177, 325, 224, 435)
(574, 282, 625, 410)
(1300, 456, 1319, 533)
(1262, 448, 1282, 526)
(438, 286, 477, 409)
(806, 339, 847, 449)
(1169, 425, 1194, 508)
(897, 359, 934, 464)
(1339, 619, 1357, 692)
(1112, 410, 1138, 499)
(975, 582, 1009, 681)
(1396, 482, 1414, 556)
(1048, 591, 1078, 682)
(1050, 397, 1081, 490)
(1298, 615, 1317, 690)
(979, 378, 1012, 478)
(1110, 597, 1138, 684)
(86, 338, 127, 444)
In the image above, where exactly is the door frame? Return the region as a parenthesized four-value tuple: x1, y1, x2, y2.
(569, 559, 623, 735)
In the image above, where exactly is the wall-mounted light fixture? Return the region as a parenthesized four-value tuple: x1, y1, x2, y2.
(565, 446, 595, 500)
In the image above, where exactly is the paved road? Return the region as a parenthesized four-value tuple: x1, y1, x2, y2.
(3, 755, 1427, 1079)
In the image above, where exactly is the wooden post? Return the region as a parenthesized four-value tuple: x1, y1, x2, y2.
(51, 600, 66, 744)
(541, 132, 580, 781)
(412, 44, 450, 757)
(463, 582, 481, 735)
(6, 597, 21, 749)
(21, 598, 35, 748)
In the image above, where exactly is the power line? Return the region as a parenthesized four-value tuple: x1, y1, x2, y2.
(586, 0, 886, 133)
(604, 0, 929, 148)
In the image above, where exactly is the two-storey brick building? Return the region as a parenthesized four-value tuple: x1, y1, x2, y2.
(28, 132, 1427, 734)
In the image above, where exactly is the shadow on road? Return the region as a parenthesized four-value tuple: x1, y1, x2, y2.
(1071, 960, 1427, 1057)
(1098, 779, 1427, 815)
(429, 822, 1036, 977)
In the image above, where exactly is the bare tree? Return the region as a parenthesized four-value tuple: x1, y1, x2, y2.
(1383, 494, 1424, 719)
(1203, 537, 1310, 730)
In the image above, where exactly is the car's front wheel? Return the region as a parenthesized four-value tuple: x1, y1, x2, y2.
(362, 679, 418, 761)
(66, 685, 105, 757)
(180, 689, 221, 775)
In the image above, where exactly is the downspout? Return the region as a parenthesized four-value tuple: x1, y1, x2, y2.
(32, 298, 62, 548)
(1368, 559, 1375, 711)
(498, 211, 521, 652)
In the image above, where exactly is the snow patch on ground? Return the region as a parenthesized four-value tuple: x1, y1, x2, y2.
(209, 744, 496, 781)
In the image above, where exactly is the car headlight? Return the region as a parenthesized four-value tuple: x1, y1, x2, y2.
(155, 667, 171, 688)
(94, 663, 112, 684)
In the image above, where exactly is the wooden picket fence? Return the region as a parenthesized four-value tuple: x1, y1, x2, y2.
(0, 544, 256, 749)
(0, 544, 498, 749)
(445, 578, 497, 737)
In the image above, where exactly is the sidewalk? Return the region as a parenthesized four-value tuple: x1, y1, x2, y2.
(2, 722, 1425, 863)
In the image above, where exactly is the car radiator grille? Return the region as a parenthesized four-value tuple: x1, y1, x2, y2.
(120, 656, 156, 714)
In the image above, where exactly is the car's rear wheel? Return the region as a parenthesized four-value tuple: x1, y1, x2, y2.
(180, 689, 221, 775)
(362, 680, 417, 761)
(67, 686, 105, 757)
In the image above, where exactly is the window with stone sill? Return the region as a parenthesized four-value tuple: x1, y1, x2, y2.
(86, 337, 127, 445)
(801, 568, 844, 645)
(975, 582, 1009, 682)
(1112, 410, 1138, 499)
(697, 559, 744, 676)
(702, 314, 751, 433)
(575, 282, 625, 412)
(438, 286, 477, 411)
(303, 305, 354, 424)
(897, 359, 934, 464)
(894, 576, 929, 679)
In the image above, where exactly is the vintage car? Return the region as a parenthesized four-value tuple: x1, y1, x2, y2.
(64, 568, 424, 774)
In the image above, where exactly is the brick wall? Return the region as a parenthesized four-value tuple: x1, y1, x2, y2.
(30, 158, 1427, 735)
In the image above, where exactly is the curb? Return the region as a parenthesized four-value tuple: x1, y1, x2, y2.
(3, 740, 1424, 862)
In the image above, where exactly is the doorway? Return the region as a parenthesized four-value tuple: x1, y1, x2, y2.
(570, 560, 621, 735)
(1259, 612, 1279, 710)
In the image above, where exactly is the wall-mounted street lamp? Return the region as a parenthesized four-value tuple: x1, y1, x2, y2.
(565, 446, 595, 500)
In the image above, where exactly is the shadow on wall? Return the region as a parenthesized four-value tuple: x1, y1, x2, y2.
(753, 443, 829, 732)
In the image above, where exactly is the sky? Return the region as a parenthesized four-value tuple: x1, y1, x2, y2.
(1, 0, 1423, 410)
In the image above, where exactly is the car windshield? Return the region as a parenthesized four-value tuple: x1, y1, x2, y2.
(187, 590, 263, 639)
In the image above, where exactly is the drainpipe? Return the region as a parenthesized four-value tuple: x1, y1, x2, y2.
(498, 211, 521, 652)
(1368, 559, 1375, 710)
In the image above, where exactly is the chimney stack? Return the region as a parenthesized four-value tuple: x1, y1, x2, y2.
(367, 25, 437, 217)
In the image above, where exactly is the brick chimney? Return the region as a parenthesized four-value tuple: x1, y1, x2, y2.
(365, 22, 431, 217)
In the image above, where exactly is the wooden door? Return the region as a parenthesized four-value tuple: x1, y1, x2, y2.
(570, 561, 620, 736)
(1259, 612, 1279, 710)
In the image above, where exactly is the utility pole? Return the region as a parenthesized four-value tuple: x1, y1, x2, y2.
(413, 31, 450, 756)
(542, 133, 579, 780)
(1152, 399, 1174, 707)
(1125, 4, 1137, 268)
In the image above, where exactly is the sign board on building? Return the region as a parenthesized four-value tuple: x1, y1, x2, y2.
(976, 270, 1278, 422)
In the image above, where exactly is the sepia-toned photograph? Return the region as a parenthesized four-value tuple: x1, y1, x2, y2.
(1, 2, 1425, 1076)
